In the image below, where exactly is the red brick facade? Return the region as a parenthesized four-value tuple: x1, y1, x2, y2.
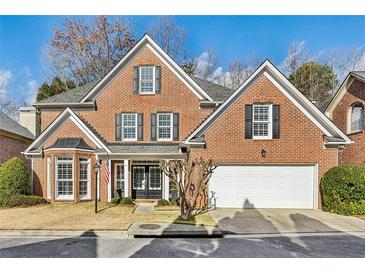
(0, 133, 32, 168)
(189, 75, 338, 206)
(331, 78, 365, 165)
(28, 40, 343, 207)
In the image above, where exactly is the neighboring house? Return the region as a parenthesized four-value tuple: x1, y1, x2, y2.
(24, 34, 351, 209)
(324, 71, 365, 165)
(0, 111, 35, 166)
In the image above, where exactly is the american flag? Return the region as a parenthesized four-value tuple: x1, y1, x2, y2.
(104, 160, 110, 185)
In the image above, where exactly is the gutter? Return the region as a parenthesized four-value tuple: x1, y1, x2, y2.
(33, 101, 95, 109)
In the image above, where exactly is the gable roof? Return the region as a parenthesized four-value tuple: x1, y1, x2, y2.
(24, 108, 110, 155)
(324, 71, 365, 116)
(0, 111, 34, 140)
(80, 34, 214, 102)
(32, 76, 231, 106)
(184, 60, 352, 145)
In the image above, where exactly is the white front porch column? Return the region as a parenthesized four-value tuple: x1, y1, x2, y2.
(107, 159, 111, 202)
(124, 159, 129, 197)
(163, 160, 169, 200)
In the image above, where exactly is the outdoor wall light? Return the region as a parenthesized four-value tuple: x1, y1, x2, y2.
(261, 149, 267, 159)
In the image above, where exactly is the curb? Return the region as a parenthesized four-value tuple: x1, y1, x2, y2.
(0, 230, 129, 238)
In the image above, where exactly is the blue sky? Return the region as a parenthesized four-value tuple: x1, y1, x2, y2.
(0, 16, 364, 104)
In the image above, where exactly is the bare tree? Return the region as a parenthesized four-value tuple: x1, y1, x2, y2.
(148, 16, 188, 63)
(282, 41, 310, 76)
(0, 71, 19, 121)
(194, 48, 219, 80)
(160, 158, 217, 220)
(43, 16, 135, 85)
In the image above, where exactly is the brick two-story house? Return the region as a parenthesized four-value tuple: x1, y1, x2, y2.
(324, 71, 365, 165)
(24, 34, 351, 209)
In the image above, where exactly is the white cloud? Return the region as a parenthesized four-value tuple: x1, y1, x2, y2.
(0, 69, 13, 96)
(25, 79, 38, 105)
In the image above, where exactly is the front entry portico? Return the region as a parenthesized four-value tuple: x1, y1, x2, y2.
(132, 163, 162, 199)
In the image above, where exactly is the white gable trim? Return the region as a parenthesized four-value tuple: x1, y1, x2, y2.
(24, 108, 110, 155)
(80, 34, 213, 102)
(185, 60, 351, 144)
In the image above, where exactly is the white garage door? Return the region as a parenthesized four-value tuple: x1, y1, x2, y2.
(209, 165, 316, 209)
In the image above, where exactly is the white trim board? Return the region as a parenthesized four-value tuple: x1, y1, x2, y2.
(185, 60, 351, 145)
(24, 108, 111, 155)
(80, 34, 213, 103)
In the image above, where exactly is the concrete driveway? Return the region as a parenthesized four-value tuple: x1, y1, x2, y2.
(209, 208, 365, 235)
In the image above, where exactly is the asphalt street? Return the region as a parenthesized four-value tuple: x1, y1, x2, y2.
(1, 233, 365, 258)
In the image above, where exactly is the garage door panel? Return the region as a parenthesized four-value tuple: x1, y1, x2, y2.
(209, 165, 315, 209)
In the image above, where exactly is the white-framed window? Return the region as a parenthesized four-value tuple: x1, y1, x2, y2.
(55, 156, 74, 200)
(115, 163, 125, 197)
(253, 104, 272, 139)
(157, 113, 173, 141)
(79, 157, 91, 200)
(46, 157, 51, 199)
(149, 167, 162, 190)
(122, 113, 137, 141)
(139, 66, 155, 94)
(349, 103, 364, 133)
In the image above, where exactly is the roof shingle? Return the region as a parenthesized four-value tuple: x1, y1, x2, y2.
(0, 111, 35, 140)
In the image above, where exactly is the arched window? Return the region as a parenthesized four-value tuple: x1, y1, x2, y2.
(349, 103, 364, 133)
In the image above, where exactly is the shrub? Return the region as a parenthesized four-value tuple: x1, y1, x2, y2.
(0, 157, 31, 205)
(120, 197, 134, 205)
(321, 165, 365, 215)
(4, 195, 47, 208)
(157, 199, 170, 206)
(169, 198, 179, 207)
(111, 197, 121, 205)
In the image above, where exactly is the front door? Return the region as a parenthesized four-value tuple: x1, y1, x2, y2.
(132, 165, 162, 199)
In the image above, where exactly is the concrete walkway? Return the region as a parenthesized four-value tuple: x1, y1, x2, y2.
(133, 204, 155, 214)
(209, 208, 365, 235)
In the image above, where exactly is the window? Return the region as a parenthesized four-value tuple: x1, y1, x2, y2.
(149, 167, 161, 190)
(79, 158, 90, 199)
(253, 104, 272, 139)
(139, 66, 155, 94)
(349, 103, 364, 133)
(55, 156, 73, 199)
(115, 164, 125, 196)
(157, 113, 173, 141)
(122, 113, 137, 141)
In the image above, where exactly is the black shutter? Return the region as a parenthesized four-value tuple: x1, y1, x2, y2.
(155, 66, 161, 93)
(132, 66, 139, 93)
(173, 113, 179, 141)
(273, 105, 280, 139)
(115, 113, 122, 141)
(137, 113, 144, 141)
(151, 113, 157, 141)
(245, 105, 253, 139)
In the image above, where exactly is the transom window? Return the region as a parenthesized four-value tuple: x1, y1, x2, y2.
(349, 103, 364, 133)
(139, 66, 155, 94)
(122, 113, 137, 141)
(55, 156, 73, 199)
(79, 158, 90, 199)
(253, 105, 272, 139)
(157, 113, 173, 141)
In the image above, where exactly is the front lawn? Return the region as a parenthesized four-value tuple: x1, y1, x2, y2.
(0, 202, 216, 230)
